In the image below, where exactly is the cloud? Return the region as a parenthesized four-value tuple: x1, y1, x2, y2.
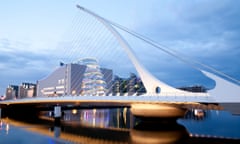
(85, 0, 240, 87)
(124, 0, 240, 83)
(1, 0, 239, 94)
(0, 38, 58, 94)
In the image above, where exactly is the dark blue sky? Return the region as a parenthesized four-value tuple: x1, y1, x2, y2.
(0, 0, 239, 94)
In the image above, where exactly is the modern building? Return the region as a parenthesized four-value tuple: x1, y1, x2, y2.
(37, 58, 113, 97)
(79, 58, 111, 96)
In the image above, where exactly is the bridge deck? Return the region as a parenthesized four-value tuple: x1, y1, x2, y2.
(0, 95, 221, 110)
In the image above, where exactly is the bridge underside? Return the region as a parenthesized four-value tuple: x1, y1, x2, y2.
(0, 96, 222, 119)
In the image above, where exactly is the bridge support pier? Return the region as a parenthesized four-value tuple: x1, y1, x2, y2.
(130, 104, 187, 119)
(54, 106, 62, 126)
(54, 126, 61, 138)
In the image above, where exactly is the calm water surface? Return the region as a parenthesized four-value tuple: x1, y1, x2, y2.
(0, 108, 240, 144)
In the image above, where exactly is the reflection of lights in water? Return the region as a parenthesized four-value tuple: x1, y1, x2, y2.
(81, 109, 109, 128)
(0, 121, 3, 130)
(6, 123, 9, 134)
(0, 120, 10, 134)
(93, 109, 96, 127)
(72, 109, 78, 115)
(131, 122, 188, 144)
(93, 109, 97, 127)
(131, 129, 186, 144)
(216, 110, 219, 116)
(93, 109, 96, 114)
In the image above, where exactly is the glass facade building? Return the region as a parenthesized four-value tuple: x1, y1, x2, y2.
(78, 58, 107, 96)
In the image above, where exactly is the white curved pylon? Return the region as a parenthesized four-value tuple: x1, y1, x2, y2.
(201, 70, 240, 102)
(76, 5, 209, 96)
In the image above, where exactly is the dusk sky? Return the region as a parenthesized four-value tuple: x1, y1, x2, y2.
(0, 0, 240, 94)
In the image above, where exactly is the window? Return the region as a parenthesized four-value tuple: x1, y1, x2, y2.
(155, 86, 161, 94)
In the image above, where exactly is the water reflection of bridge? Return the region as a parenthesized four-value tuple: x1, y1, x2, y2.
(1, 109, 239, 144)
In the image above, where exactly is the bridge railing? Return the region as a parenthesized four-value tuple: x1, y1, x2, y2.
(43, 94, 213, 103)
(0, 93, 214, 104)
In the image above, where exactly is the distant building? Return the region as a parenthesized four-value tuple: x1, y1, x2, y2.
(5, 85, 19, 100)
(112, 76, 126, 95)
(127, 73, 137, 95)
(5, 83, 37, 100)
(112, 73, 146, 96)
(37, 58, 113, 97)
(18, 83, 36, 98)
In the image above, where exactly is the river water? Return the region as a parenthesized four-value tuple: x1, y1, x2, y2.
(0, 108, 240, 144)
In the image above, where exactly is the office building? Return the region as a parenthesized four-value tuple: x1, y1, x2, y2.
(5, 83, 37, 100)
(37, 58, 113, 97)
(5, 85, 18, 100)
(18, 83, 36, 98)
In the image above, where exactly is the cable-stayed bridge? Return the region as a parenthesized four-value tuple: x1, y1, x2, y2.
(0, 5, 239, 118)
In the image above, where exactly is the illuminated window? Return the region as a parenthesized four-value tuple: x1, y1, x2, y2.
(72, 90, 76, 95)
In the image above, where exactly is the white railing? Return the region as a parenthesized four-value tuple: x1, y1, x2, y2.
(0, 94, 215, 105)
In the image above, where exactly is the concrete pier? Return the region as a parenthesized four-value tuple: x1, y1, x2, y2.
(130, 104, 187, 118)
(54, 106, 62, 125)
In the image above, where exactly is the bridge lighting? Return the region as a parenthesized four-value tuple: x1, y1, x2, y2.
(72, 109, 78, 115)
(6, 123, 9, 134)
